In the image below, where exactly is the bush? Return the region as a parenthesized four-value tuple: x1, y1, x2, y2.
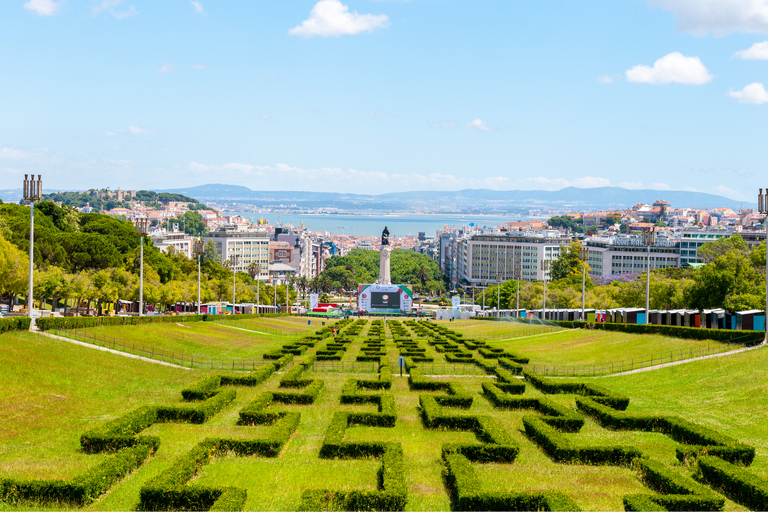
(576, 397, 754, 465)
(0, 444, 152, 506)
(0, 316, 31, 333)
(272, 380, 324, 405)
(156, 389, 236, 424)
(525, 371, 630, 410)
(80, 405, 159, 453)
(482, 383, 583, 433)
(181, 376, 222, 401)
(220, 364, 275, 386)
(697, 455, 768, 511)
(624, 458, 725, 511)
(522, 415, 640, 465)
(36, 314, 207, 331)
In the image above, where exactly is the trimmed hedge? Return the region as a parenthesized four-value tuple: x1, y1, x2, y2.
(35, 312, 289, 331)
(272, 380, 325, 405)
(523, 415, 641, 466)
(482, 382, 583, 433)
(697, 455, 768, 511)
(576, 397, 754, 465)
(80, 405, 159, 453)
(623, 458, 725, 511)
(443, 451, 581, 511)
(548, 320, 764, 344)
(156, 389, 236, 424)
(525, 371, 630, 411)
(0, 444, 152, 506)
(219, 364, 276, 386)
(181, 376, 221, 401)
(0, 316, 31, 333)
(409, 367, 472, 408)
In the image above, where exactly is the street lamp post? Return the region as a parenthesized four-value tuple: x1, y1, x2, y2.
(758, 189, 768, 342)
(23, 175, 42, 326)
(515, 268, 522, 318)
(642, 227, 656, 324)
(193, 239, 205, 315)
(579, 246, 589, 321)
(134, 217, 149, 316)
(541, 260, 549, 320)
(230, 254, 239, 314)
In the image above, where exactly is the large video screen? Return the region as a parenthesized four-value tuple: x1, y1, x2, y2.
(371, 291, 401, 310)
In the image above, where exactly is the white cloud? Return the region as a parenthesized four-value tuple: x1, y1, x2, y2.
(727, 82, 768, 104)
(260, 114, 271, 120)
(733, 41, 768, 59)
(92, 0, 137, 19)
(597, 74, 621, 84)
(648, 182, 672, 190)
(711, 185, 749, 201)
(370, 111, 386, 118)
(157, 64, 174, 74)
(433, 121, 457, 130)
(617, 181, 644, 189)
(289, 0, 389, 38)
(23, 0, 59, 16)
(127, 126, 151, 134)
(104, 131, 116, 136)
(190, 1, 204, 14)
(0, 147, 26, 159)
(572, 177, 612, 188)
(193, 64, 206, 70)
(645, 0, 768, 35)
(626, 52, 714, 85)
(466, 118, 496, 132)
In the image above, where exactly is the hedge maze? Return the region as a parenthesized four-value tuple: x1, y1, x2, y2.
(3, 319, 768, 511)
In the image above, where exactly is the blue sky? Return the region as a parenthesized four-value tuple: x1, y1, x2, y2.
(1, 0, 768, 201)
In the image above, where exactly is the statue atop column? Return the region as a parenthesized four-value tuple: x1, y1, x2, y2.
(377, 226, 392, 284)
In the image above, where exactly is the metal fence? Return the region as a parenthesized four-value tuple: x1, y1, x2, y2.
(50, 328, 272, 371)
(525, 340, 761, 377)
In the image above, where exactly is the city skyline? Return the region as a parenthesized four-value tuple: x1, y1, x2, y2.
(1, 1, 768, 201)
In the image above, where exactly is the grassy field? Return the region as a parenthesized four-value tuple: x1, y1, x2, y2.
(1, 318, 766, 510)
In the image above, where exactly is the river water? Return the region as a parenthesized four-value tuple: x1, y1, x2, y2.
(236, 212, 543, 237)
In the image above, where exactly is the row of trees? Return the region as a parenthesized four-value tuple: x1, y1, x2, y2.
(318, 248, 446, 295)
(469, 236, 767, 312)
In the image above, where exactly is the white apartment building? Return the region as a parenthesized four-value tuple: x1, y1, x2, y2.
(149, 227, 194, 259)
(205, 225, 269, 280)
(584, 234, 680, 280)
(460, 231, 569, 286)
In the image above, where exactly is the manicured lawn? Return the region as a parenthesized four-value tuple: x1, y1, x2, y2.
(1, 320, 766, 511)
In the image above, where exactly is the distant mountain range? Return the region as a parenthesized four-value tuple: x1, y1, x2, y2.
(0, 184, 747, 212)
(158, 184, 746, 211)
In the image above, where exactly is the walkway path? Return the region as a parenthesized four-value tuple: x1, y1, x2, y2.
(603, 343, 764, 377)
(37, 331, 191, 370)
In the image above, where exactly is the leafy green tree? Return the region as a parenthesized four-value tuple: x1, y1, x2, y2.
(0, 233, 28, 308)
(697, 234, 748, 264)
(549, 241, 591, 282)
(685, 247, 764, 311)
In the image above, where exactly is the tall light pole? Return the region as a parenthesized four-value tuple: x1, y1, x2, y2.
(642, 227, 656, 324)
(758, 189, 768, 342)
(193, 239, 205, 314)
(230, 254, 240, 314)
(23, 175, 42, 326)
(515, 268, 521, 317)
(134, 217, 149, 316)
(541, 259, 549, 320)
(579, 246, 589, 321)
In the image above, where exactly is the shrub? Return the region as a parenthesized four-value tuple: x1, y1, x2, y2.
(547, 320, 763, 345)
(80, 405, 159, 453)
(156, 389, 236, 424)
(272, 380, 324, 405)
(525, 371, 630, 410)
(696, 455, 768, 511)
(220, 364, 275, 386)
(181, 376, 222, 401)
(0, 316, 31, 333)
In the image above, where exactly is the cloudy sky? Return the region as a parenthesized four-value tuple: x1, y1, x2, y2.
(1, 0, 768, 201)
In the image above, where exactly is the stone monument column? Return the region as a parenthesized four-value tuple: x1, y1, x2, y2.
(376, 226, 392, 285)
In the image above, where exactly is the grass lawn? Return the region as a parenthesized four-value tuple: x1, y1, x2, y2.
(1, 320, 766, 511)
(487, 328, 734, 366)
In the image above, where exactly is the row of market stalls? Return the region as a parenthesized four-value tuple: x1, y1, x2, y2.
(480, 307, 766, 331)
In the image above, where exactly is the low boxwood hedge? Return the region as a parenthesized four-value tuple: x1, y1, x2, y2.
(623, 458, 725, 511)
(0, 316, 31, 333)
(548, 320, 763, 344)
(35, 313, 289, 332)
(525, 371, 630, 410)
(696, 455, 768, 511)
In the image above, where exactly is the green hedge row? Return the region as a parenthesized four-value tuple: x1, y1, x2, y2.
(498, 357, 524, 372)
(548, 320, 764, 344)
(181, 375, 221, 401)
(420, 395, 519, 463)
(0, 444, 152, 507)
(279, 365, 313, 388)
(576, 397, 755, 465)
(697, 455, 768, 511)
(522, 415, 641, 466)
(80, 405, 159, 453)
(443, 451, 581, 511)
(494, 367, 522, 384)
(220, 364, 276, 387)
(0, 316, 31, 333)
(156, 388, 236, 424)
(271, 380, 324, 405)
(623, 459, 725, 511)
(409, 366, 472, 408)
(525, 371, 630, 411)
(481, 382, 583, 433)
(35, 313, 289, 331)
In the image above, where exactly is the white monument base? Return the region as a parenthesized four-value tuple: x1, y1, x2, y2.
(376, 245, 392, 285)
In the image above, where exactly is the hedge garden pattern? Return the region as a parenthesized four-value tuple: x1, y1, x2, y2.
(2, 319, 768, 511)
